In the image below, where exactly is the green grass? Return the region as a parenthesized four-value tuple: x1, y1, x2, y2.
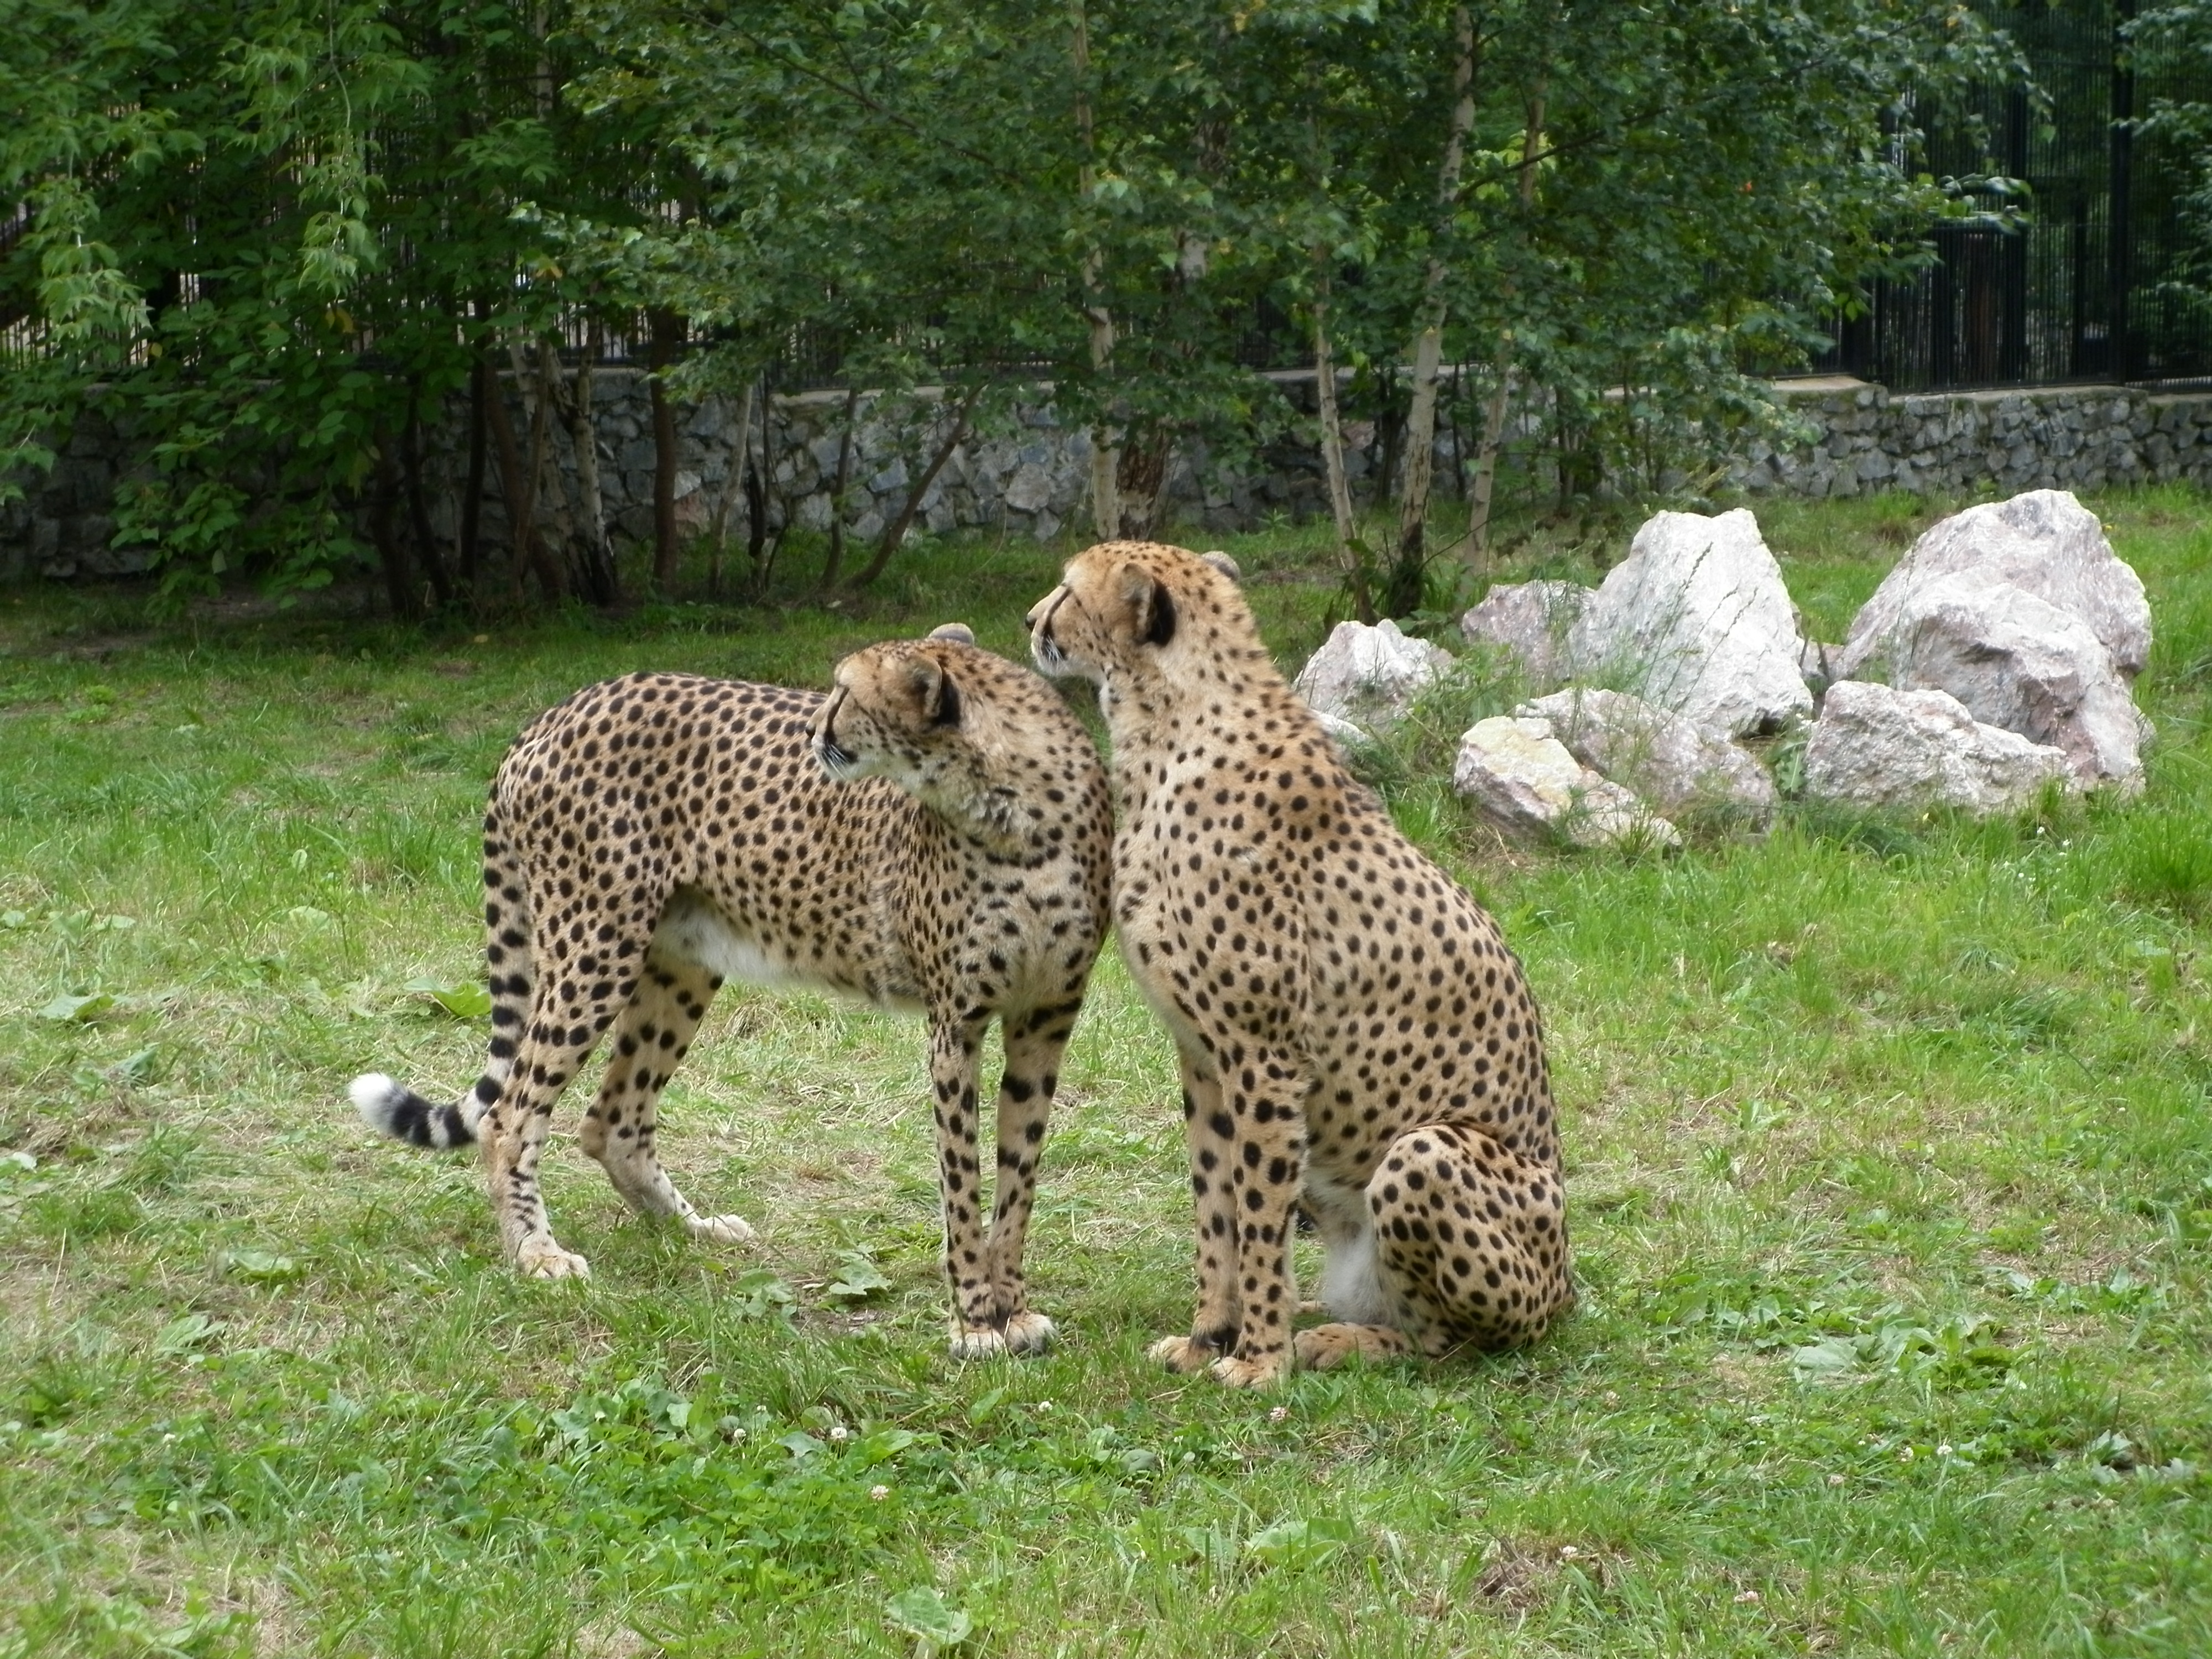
(2, 491, 2209, 1657)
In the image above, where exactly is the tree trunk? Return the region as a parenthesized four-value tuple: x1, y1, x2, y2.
(1311, 262, 1371, 622)
(566, 329, 619, 606)
(1467, 367, 1515, 569)
(648, 307, 685, 593)
(818, 384, 862, 589)
(400, 389, 452, 609)
(1114, 429, 1171, 539)
(482, 348, 553, 603)
(707, 376, 757, 598)
(1072, 0, 1120, 539)
(854, 379, 979, 587)
(1387, 3, 1479, 617)
(510, 337, 566, 602)
(461, 349, 488, 598)
(1466, 93, 1545, 572)
(745, 384, 773, 592)
(369, 437, 416, 619)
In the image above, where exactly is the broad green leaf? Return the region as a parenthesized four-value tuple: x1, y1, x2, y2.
(222, 1249, 301, 1284)
(823, 1250, 892, 1303)
(1245, 1515, 1358, 1570)
(884, 1587, 972, 1647)
(155, 1313, 221, 1355)
(39, 993, 117, 1022)
(403, 978, 492, 1019)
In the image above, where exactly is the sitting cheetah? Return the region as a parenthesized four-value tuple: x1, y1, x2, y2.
(1027, 544, 1572, 1387)
(349, 628, 1112, 1355)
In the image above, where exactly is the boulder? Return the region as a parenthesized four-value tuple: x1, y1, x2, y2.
(1838, 489, 2151, 681)
(1568, 508, 1812, 736)
(1803, 681, 2073, 816)
(1459, 580, 1592, 691)
(1452, 716, 1681, 849)
(1294, 619, 1454, 732)
(1517, 688, 1776, 826)
(1875, 575, 2144, 789)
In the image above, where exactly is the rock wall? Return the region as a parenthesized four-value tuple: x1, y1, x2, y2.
(7, 371, 2212, 582)
(1736, 380, 2212, 499)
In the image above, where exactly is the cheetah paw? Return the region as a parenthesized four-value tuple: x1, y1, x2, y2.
(948, 1323, 1010, 1360)
(1293, 1323, 1413, 1370)
(1148, 1334, 1220, 1374)
(684, 1212, 758, 1245)
(1001, 1312, 1057, 1355)
(517, 1238, 592, 1280)
(1209, 1353, 1290, 1390)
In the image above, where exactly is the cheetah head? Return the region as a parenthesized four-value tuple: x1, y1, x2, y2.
(1026, 541, 1243, 689)
(810, 633, 991, 801)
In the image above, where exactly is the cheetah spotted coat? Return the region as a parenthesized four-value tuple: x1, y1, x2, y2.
(351, 634, 1112, 1355)
(1028, 544, 1572, 1387)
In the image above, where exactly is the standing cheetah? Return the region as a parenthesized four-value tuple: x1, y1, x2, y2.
(1027, 544, 1572, 1387)
(349, 629, 1112, 1356)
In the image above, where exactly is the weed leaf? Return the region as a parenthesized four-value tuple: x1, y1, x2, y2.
(884, 1587, 972, 1647)
(1245, 1515, 1358, 1571)
(823, 1250, 892, 1303)
(403, 977, 492, 1019)
(39, 992, 117, 1022)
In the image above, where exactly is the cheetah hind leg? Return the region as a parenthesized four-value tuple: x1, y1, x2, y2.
(1292, 1194, 1417, 1370)
(1302, 1121, 1569, 1366)
(579, 956, 755, 1245)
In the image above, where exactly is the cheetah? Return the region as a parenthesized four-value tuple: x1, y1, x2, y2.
(1027, 543, 1572, 1387)
(349, 627, 1112, 1356)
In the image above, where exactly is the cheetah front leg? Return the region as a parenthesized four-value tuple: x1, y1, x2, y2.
(1148, 1045, 1245, 1374)
(979, 1002, 1081, 1354)
(928, 1016, 1014, 1358)
(1155, 1044, 1312, 1389)
(578, 958, 755, 1245)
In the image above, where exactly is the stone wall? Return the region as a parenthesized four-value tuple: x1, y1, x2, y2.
(7, 371, 2212, 582)
(1736, 379, 2212, 499)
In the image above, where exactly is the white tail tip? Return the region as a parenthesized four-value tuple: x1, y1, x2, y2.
(349, 1072, 400, 1124)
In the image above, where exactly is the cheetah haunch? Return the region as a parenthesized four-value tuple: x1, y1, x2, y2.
(1028, 544, 1572, 1387)
(350, 632, 1111, 1357)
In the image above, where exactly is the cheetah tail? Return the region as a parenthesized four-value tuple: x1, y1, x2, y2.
(349, 800, 536, 1155)
(349, 1072, 483, 1150)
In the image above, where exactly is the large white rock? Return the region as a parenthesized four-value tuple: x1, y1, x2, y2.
(1838, 490, 2151, 682)
(1452, 716, 1680, 849)
(1803, 681, 2073, 816)
(1568, 508, 1812, 737)
(1294, 619, 1453, 732)
(1875, 575, 2145, 789)
(1518, 688, 1777, 826)
(1460, 580, 1592, 691)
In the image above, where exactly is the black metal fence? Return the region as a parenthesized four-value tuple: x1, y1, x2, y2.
(1811, 0, 2212, 391)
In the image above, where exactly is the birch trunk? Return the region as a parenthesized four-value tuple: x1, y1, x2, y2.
(707, 377, 757, 598)
(1466, 93, 1545, 570)
(1388, 4, 1479, 609)
(1072, 0, 1120, 538)
(567, 330, 618, 606)
(1311, 258, 1371, 622)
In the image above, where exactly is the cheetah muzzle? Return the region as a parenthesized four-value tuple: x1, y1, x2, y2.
(349, 633, 1113, 1357)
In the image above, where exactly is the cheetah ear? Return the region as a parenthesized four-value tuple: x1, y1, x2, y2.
(906, 658, 963, 728)
(1199, 551, 1241, 583)
(926, 622, 974, 645)
(1118, 562, 1176, 649)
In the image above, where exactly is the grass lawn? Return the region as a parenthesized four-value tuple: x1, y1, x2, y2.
(2, 491, 2210, 1658)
